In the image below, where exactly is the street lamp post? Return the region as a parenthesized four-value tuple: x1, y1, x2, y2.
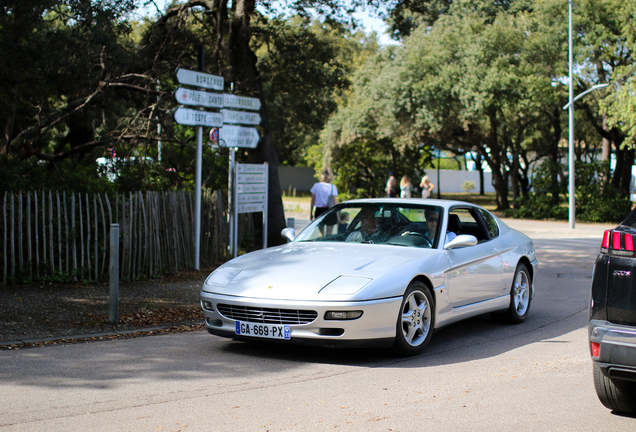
(565, 1, 608, 229)
(562, 82, 608, 229)
(568, 0, 575, 229)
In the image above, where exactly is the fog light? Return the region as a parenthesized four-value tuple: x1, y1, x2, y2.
(202, 301, 214, 311)
(325, 311, 363, 320)
(591, 341, 600, 358)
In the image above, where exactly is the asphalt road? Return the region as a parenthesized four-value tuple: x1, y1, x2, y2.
(2, 220, 635, 431)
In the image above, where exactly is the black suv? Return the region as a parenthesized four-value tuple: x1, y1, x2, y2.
(589, 210, 636, 414)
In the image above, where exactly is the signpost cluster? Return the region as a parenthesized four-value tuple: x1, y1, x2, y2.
(172, 67, 268, 264)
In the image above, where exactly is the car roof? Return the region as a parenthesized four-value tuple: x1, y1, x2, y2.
(341, 198, 481, 211)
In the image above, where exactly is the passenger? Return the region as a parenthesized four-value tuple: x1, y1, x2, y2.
(425, 209, 457, 244)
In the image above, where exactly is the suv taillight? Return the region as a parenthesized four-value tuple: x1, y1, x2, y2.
(602, 229, 636, 256)
(602, 230, 611, 249)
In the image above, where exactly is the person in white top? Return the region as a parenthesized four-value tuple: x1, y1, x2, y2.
(420, 175, 435, 198)
(310, 169, 338, 235)
(400, 176, 413, 198)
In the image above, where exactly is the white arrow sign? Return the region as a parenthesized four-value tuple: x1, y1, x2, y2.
(219, 125, 260, 148)
(174, 107, 223, 127)
(174, 87, 223, 108)
(223, 94, 261, 111)
(175, 68, 224, 91)
(221, 109, 262, 125)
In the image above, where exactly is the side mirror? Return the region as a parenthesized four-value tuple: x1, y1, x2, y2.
(281, 227, 295, 242)
(444, 234, 478, 250)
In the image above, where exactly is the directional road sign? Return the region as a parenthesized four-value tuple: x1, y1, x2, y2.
(175, 68, 224, 91)
(219, 125, 260, 148)
(174, 87, 223, 108)
(223, 94, 261, 111)
(236, 164, 268, 214)
(221, 109, 262, 126)
(174, 107, 223, 127)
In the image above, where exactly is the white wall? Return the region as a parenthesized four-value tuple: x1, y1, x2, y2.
(279, 166, 495, 194)
(427, 170, 496, 194)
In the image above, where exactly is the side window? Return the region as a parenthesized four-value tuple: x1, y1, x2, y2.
(449, 208, 488, 243)
(448, 208, 488, 241)
(477, 208, 499, 239)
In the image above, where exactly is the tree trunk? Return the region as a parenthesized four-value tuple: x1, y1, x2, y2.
(474, 151, 485, 195)
(619, 148, 634, 197)
(1, 87, 18, 156)
(550, 107, 562, 204)
(484, 108, 509, 210)
(229, 0, 286, 245)
(601, 113, 611, 186)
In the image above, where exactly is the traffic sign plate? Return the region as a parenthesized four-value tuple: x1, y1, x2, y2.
(174, 107, 223, 127)
(174, 87, 223, 108)
(219, 125, 260, 148)
(175, 68, 224, 91)
(221, 109, 262, 125)
(223, 94, 261, 111)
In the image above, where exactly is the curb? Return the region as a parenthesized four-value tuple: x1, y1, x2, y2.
(0, 321, 205, 350)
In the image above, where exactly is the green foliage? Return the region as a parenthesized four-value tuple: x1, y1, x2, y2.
(254, 17, 378, 166)
(575, 161, 632, 223)
(509, 160, 630, 222)
(508, 160, 569, 220)
(462, 181, 476, 193)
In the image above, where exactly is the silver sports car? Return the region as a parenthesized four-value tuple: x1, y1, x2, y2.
(200, 199, 538, 355)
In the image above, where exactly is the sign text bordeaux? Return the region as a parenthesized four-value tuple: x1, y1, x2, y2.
(175, 68, 224, 91)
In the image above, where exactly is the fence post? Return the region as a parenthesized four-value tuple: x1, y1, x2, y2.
(109, 223, 119, 324)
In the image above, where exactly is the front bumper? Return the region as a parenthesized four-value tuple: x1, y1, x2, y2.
(200, 291, 402, 348)
(589, 319, 636, 382)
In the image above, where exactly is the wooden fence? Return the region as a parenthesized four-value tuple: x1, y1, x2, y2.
(1, 190, 229, 284)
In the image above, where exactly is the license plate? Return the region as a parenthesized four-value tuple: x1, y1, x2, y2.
(235, 321, 291, 340)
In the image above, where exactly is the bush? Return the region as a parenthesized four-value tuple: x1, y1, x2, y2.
(509, 160, 630, 223)
(575, 162, 631, 223)
(461, 180, 476, 193)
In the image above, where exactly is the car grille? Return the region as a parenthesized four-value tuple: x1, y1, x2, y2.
(217, 304, 318, 325)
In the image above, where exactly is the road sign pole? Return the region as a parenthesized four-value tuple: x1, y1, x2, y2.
(264, 163, 268, 249)
(194, 125, 202, 270)
(228, 147, 235, 256)
(233, 155, 239, 258)
(193, 45, 204, 270)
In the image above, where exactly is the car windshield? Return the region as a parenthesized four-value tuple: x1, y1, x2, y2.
(294, 203, 444, 248)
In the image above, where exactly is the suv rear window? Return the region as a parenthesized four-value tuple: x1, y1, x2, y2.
(621, 208, 636, 228)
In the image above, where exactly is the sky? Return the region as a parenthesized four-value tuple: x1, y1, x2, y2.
(137, 0, 395, 45)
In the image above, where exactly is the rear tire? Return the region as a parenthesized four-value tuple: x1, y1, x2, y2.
(491, 263, 531, 324)
(593, 363, 636, 414)
(393, 281, 434, 356)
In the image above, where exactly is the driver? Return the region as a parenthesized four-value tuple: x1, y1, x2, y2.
(345, 208, 378, 243)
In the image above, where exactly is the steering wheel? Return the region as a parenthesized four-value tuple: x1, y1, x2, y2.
(400, 231, 432, 248)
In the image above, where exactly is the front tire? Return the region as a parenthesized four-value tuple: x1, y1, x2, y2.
(593, 363, 636, 414)
(491, 263, 531, 324)
(393, 281, 434, 356)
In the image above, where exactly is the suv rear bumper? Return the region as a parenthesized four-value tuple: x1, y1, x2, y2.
(589, 319, 636, 382)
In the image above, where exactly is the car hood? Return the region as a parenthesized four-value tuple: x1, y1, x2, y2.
(202, 242, 438, 301)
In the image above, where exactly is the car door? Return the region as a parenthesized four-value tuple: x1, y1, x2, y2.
(444, 207, 504, 307)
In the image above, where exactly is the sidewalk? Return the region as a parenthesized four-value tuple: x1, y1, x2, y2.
(0, 273, 208, 349)
(500, 218, 613, 240)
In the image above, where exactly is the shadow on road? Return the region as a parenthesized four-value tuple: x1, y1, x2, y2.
(0, 238, 595, 389)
